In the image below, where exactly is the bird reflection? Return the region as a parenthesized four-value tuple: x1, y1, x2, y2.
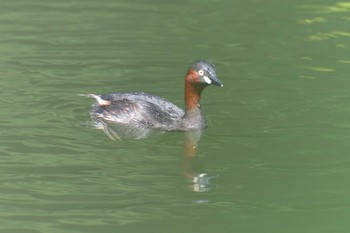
(183, 130, 218, 193)
(85, 118, 218, 193)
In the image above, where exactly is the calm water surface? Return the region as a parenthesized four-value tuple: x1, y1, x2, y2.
(1, 0, 350, 232)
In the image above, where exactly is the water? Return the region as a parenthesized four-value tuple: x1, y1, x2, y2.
(1, 0, 350, 232)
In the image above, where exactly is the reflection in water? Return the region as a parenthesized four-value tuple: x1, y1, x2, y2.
(86, 116, 218, 193)
(91, 118, 164, 140)
(300, 2, 350, 14)
(183, 130, 218, 193)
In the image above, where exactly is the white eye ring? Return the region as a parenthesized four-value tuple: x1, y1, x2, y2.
(198, 70, 204, 76)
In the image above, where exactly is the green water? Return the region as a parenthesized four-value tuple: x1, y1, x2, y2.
(1, 0, 350, 232)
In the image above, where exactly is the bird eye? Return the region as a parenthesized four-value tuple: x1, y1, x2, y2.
(198, 70, 204, 76)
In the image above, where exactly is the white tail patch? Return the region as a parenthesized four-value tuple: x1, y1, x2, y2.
(79, 94, 111, 106)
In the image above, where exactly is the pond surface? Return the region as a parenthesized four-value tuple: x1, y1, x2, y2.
(1, 0, 350, 232)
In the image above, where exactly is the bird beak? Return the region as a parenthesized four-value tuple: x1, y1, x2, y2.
(210, 74, 223, 87)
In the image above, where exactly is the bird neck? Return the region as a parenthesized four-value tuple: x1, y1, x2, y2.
(184, 69, 204, 111)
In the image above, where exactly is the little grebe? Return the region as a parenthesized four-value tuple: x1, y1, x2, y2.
(84, 60, 223, 132)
